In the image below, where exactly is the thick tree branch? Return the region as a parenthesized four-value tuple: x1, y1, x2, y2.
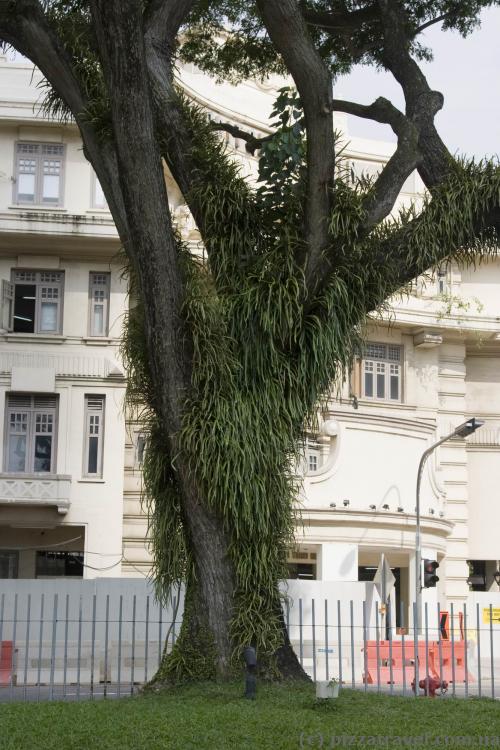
(144, 0, 195, 39)
(377, 0, 452, 188)
(209, 120, 272, 155)
(302, 2, 381, 60)
(362, 122, 421, 230)
(0, 0, 130, 242)
(0, 1, 84, 115)
(333, 98, 420, 229)
(256, 0, 335, 289)
(371, 202, 500, 306)
(414, 12, 450, 35)
(303, 5, 449, 40)
(143, 3, 217, 245)
(143, 0, 256, 269)
(90, 0, 191, 430)
(332, 97, 406, 134)
(302, 4, 378, 31)
(93, 1, 237, 674)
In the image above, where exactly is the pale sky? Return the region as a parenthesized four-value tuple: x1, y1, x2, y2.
(337, 5, 500, 159)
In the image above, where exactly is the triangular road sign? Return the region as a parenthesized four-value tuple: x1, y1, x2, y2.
(373, 553, 396, 603)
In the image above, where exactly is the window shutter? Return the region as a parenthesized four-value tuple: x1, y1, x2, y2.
(87, 396, 104, 410)
(1, 279, 14, 331)
(7, 395, 58, 410)
(33, 395, 58, 410)
(7, 394, 32, 409)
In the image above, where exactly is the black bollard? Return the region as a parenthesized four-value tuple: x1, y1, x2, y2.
(243, 646, 257, 700)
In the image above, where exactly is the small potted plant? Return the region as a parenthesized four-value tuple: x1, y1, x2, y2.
(316, 677, 340, 699)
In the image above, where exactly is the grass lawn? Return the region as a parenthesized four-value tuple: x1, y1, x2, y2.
(1, 683, 499, 749)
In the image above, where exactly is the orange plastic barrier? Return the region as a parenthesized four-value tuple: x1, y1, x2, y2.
(362, 639, 473, 685)
(437, 640, 470, 684)
(0, 641, 14, 686)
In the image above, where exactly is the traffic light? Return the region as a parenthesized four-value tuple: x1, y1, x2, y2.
(423, 559, 439, 588)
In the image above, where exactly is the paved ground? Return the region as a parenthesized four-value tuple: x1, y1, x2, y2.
(2, 680, 499, 704)
(0, 683, 141, 703)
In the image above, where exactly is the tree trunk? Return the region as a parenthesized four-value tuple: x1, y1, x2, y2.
(148, 460, 309, 685)
(88, 1, 309, 686)
(177, 467, 235, 678)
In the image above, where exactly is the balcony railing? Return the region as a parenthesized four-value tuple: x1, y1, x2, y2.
(0, 474, 71, 514)
(466, 420, 500, 446)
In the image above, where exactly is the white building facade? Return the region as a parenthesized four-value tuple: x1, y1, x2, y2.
(1, 56, 499, 623)
(0, 58, 126, 580)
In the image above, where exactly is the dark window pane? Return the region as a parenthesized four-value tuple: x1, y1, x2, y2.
(358, 566, 377, 582)
(65, 553, 84, 576)
(287, 563, 316, 580)
(0, 550, 19, 579)
(390, 375, 399, 400)
(377, 373, 385, 398)
(13, 284, 36, 333)
(137, 435, 146, 465)
(88, 435, 98, 474)
(36, 551, 83, 578)
(34, 435, 52, 472)
(364, 372, 373, 397)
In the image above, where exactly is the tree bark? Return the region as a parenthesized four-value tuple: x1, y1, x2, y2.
(177, 467, 236, 678)
(88, 0, 243, 681)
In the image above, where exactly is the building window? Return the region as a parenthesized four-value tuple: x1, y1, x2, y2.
(10, 269, 64, 334)
(135, 433, 147, 468)
(14, 142, 64, 206)
(436, 265, 449, 295)
(0, 550, 19, 579)
(84, 396, 105, 477)
(287, 562, 316, 580)
(35, 551, 83, 578)
(287, 548, 317, 579)
(305, 437, 321, 473)
(362, 343, 402, 402)
(91, 172, 108, 210)
(4, 394, 58, 474)
(467, 560, 487, 591)
(88, 272, 110, 336)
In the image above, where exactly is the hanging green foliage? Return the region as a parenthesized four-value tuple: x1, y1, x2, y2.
(121, 84, 500, 678)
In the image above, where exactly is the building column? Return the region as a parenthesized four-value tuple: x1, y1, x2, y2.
(318, 542, 358, 582)
(438, 342, 470, 604)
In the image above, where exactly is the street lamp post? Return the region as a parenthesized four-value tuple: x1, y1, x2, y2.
(412, 417, 483, 696)
(415, 418, 484, 636)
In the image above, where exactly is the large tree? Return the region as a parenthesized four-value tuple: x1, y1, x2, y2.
(2, 0, 500, 682)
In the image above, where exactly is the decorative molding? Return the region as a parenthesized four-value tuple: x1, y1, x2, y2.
(0, 474, 71, 514)
(413, 330, 443, 348)
(332, 409, 436, 436)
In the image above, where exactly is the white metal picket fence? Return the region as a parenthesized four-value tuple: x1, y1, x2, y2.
(1, 579, 500, 702)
